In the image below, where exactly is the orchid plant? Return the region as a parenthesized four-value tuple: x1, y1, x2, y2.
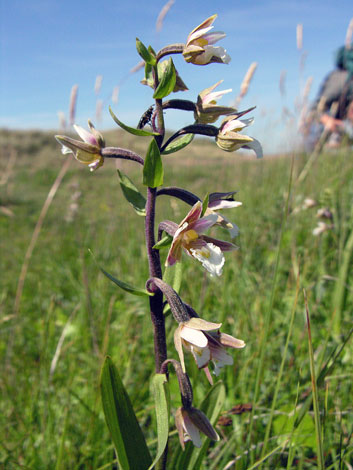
(56, 14, 262, 470)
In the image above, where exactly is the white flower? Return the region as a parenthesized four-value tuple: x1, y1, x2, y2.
(174, 317, 245, 374)
(183, 15, 231, 65)
(166, 201, 237, 276)
(216, 115, 263, 158)
(55, 120, 104, 171)
(195, 80, 235, 124)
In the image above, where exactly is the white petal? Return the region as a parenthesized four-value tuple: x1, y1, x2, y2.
(203, 31, 227, 45)
(209, 200, 242, 210)
(204, 88, 232, 105)
(188, 25, 214, 44)
(61, 145, 72, 155)
(73, 124, 97, 146)
(180, 326, 208, 347)
(190, 243, 225, 277)
(191, 345, 211, 368)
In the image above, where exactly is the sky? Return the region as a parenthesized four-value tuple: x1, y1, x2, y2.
(1, 0, 352, 153)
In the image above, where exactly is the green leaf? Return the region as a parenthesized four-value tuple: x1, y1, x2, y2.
(100, 266, 153, 297)
(148, 45, 157, 56)
(153, 234, 173, 250)
(162, 133, 194, 155)
(136, 38, 156, 66)
(109, 106, 159, 137)
(143, 139, 164, 188)
(153, 58, 176, 99)
(100, 357, 152, 470)
(148, 374, 170, 470)
(273, 406, 316, 449)
(89, 249, 152, 296)
(142, 63, 154, 89)
(201, 193, 209, 217)
(118, 170, 146, 216)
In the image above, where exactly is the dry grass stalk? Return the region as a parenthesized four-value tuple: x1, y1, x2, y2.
(240, 62, 257, 97)
(94, 75, 103, 95)
(13, 156, 72, 318)
(49, 304, 80, 379)
(57, 111, 66, 130)
(233, 62, 257, 108)
(112, 86, 119, 104)
(279, 70, 286, 98)
(69, 84, 78, 126)
(129, 60, 144, 75)
(156, 0, 175, 33)
(0, 147, 17, 186)
(96, 99, 103, 122)
(296, 23, 303, 50)
(345, 17, 353, 49)
(303, 76, 313, 102)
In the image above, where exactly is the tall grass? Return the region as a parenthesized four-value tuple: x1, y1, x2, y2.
(0, 129, 352, 469)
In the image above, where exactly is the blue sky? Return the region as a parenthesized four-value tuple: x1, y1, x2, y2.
(1, 0, 352, 153)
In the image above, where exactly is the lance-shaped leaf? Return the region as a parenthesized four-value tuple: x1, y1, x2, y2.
(201, 193, 209, 217)
(101, 357, 152, 470)
(153, 234, 173, 250)
(101, 267, 153, 297)
(89, 250, 152, 297)
(162, 133, 194, 155)
(153, 57, 176, 99)
(143, 139, 164, 188)
(109, 106, 159, 137)
(136, 38, 156, 66)
(148, 374, 170, 470)
(118, 170, 146, 216)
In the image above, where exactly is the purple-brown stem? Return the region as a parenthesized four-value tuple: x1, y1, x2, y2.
(144, 64, 168, 376)
(146, 64, 170, 470)
(145, 187, 167, 372)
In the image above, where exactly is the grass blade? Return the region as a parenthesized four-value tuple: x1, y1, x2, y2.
(304, 290, 325, 470)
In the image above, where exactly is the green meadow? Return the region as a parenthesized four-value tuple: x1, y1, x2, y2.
(1, 128, 352, 469)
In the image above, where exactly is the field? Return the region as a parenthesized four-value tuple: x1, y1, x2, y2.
(1, 128, 352, 469)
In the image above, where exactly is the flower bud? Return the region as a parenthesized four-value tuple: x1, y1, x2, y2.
(175, 406, 219, 449)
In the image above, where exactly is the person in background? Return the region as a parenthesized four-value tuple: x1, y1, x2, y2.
(303, 46, 353, 150)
